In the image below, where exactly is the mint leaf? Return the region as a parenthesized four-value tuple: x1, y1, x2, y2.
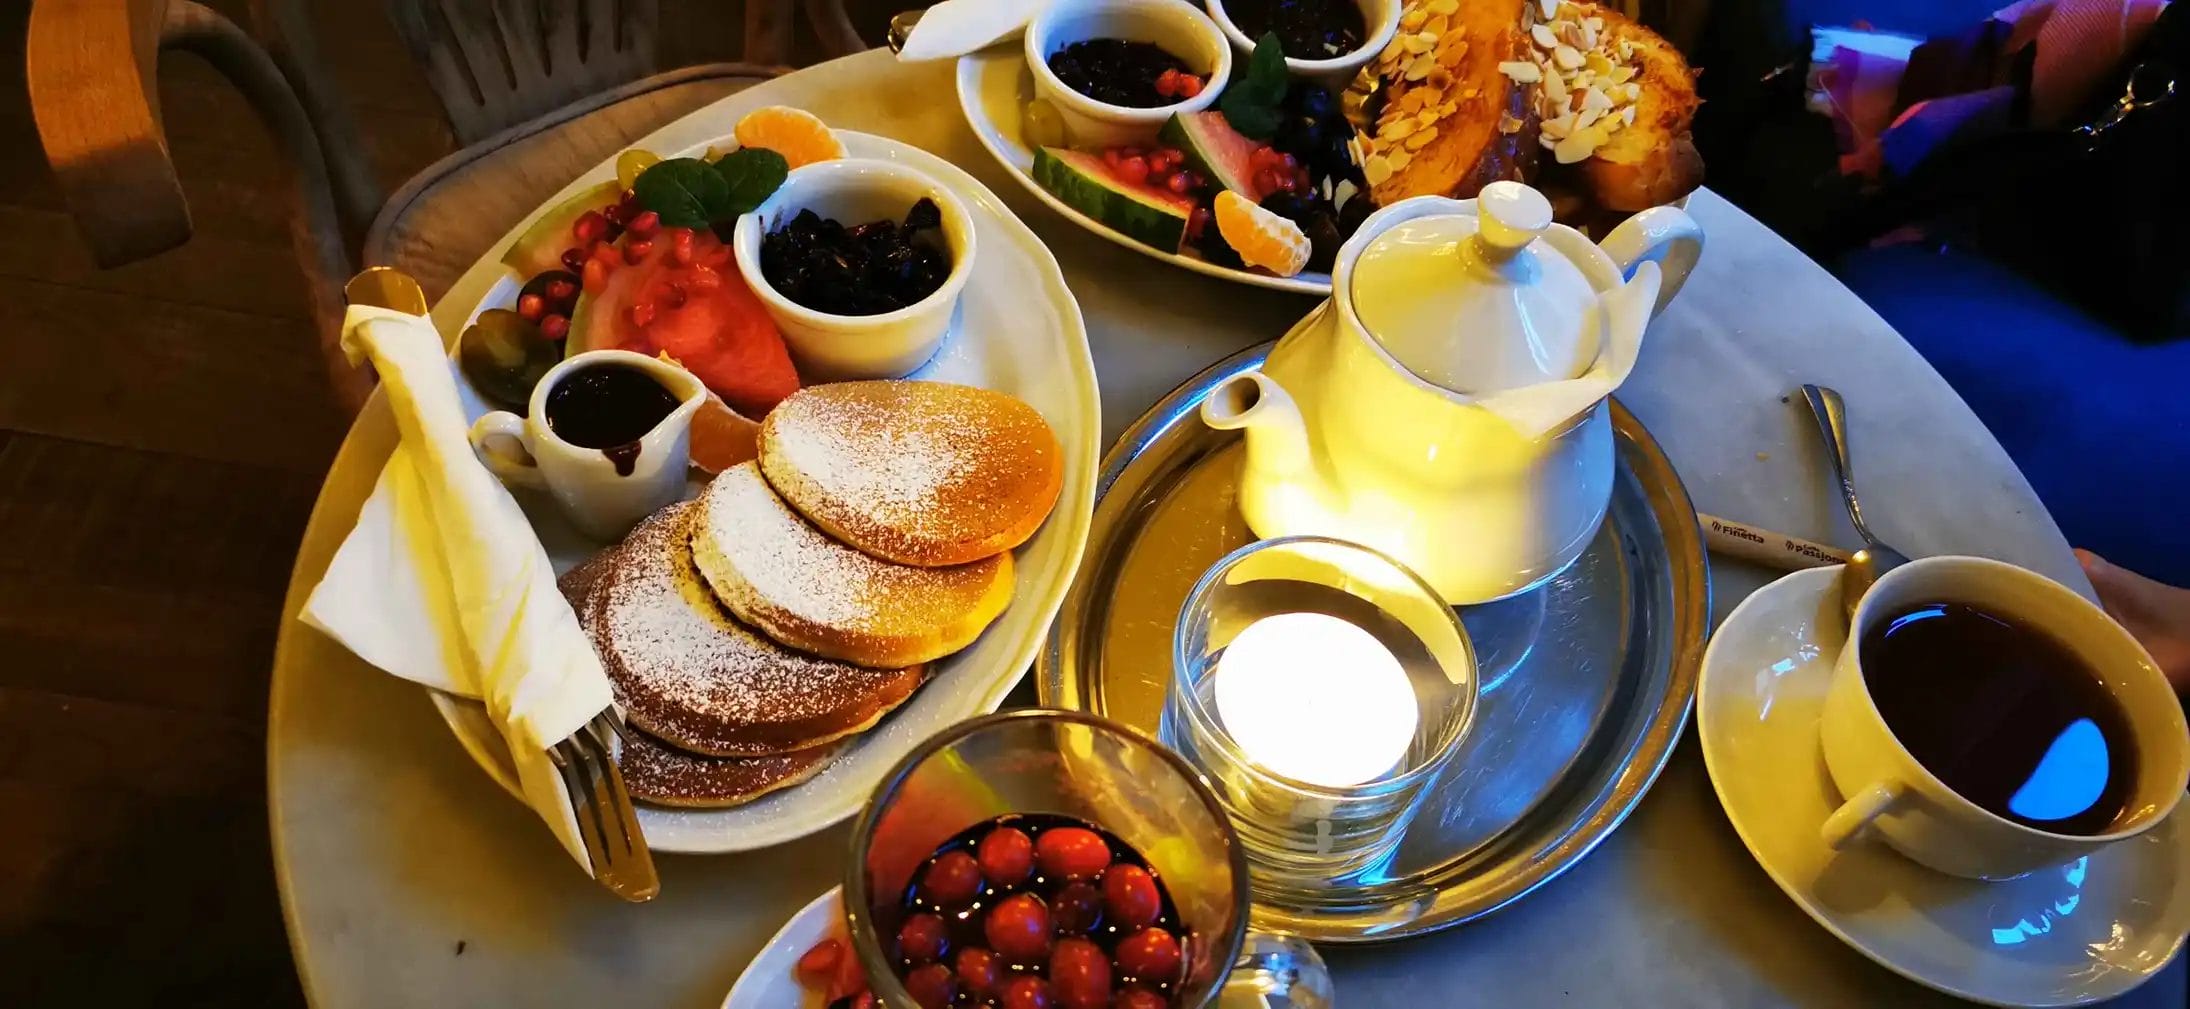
(1220, 33, 1290, 140)
(632, 157, 733, 228)
(716, 148, 790, 215)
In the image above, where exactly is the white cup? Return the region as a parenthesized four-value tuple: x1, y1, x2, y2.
(466, 349, 705, 540)
(732, 158, 975, 382)
(1820, 555, 2190, 879)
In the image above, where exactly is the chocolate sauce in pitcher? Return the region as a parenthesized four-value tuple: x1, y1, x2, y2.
(544, 365, 680, 476)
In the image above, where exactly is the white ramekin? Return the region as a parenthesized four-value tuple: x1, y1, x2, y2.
(1206, 0, 1400, 88)
(732, 159, 975, 381)
(1026, 0, 1235, 149)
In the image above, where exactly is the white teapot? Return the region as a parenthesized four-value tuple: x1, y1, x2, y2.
(1200, 181, 1702, 604)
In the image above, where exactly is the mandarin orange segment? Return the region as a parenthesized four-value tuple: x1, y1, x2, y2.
(732, 106, 846, 169)
(688, 393, 761, 475)
(1213, 190, 1312, 277)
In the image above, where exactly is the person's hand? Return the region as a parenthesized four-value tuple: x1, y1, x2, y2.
(2078, 550, 2190, 694)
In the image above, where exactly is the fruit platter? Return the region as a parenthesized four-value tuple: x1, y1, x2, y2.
(955, 0, 1703, 293)
(409, 104, 1100, 854)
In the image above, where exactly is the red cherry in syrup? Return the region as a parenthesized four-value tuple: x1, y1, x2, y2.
(516, 293, 547, 321)
(984, 892, 1052, 963)
(1050, 937, 1113, 1009)
(1052, 881, 1104, 934)
(978, 827, 1035, 887)
(1102, 864, 1161, 931)
(539, 314, 570, 342)
(954, 947, 1003, 1000)
(903, 962, 958, 1009)
(544, 278, 578, 304)
(1114, 988, 1168, 1009)
(897, 913, 949, 964)
(1115, 927, 1182, 985)
(921, 850, 983, 908)
(1000, 976, 1055, 1009)
(1036, 827, 1112, 880)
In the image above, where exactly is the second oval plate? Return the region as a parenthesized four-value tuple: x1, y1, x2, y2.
(1039, 335, 1709, 942)
(955, 47, 1334, 296)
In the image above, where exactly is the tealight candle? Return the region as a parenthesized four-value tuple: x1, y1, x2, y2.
(1211, 611, 1419, 788)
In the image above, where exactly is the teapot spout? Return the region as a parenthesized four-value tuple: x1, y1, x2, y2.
(1201, 372, 1320, 539)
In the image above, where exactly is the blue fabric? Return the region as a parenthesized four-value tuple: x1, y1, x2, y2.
(1834, 243, 2190, 585)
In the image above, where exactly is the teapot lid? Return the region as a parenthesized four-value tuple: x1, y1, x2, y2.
(1349, 182, 1600, 396)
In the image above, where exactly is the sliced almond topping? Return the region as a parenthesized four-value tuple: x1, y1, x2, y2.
(1541, 113, 1573, 139)
(1364, 154, 1394, 186)
(1460, 87, 1480, 100)
(1579, 22, 1598, 49)
(1543, 67, 1570, 105)
(1441, 100, 1460, 115)
(1585, 51, 1615, 76)
(1575, 105, 1604, 130)
(1618, 38, 1637, 59)
(1427, 0, 1458, 15)
(1397, 88, 1431, 113)
(1622, 82, 1643, 102)
(1529, 23, 1559, 49)
(1553, 132, 1598, 163)
(1538, 0, 1561, 20)
(1386, 147, 1415, 171)
(1400, 8, 1426, 30)
(1405, 127, 1437, 150)
(1380, 116, 1418, 141)
(1435, 34, 1469, 63)
(1582, 86, 1614, 113)
(1401, 31, 1432, 54)
(1497, 60, 1542, 84)
(1416, 109, 1442, 129)
(1599, 114, 1624, 135)
(1621, 104, 1637, 125)
(1498, 113, 1525, 134)
(1405, 54, 1436, 81)
(1583, 16, 1604, 32)
(1552, 45, 1584, 70)
(1609, 65, 1637, 85)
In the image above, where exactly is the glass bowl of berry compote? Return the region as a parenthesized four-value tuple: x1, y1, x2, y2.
(845, 709, 1285, 1009)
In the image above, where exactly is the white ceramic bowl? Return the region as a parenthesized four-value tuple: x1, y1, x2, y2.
(1206, 0, 1400, 88)
(732, 158, 975, 381)
(1025, 0, 1234, 149)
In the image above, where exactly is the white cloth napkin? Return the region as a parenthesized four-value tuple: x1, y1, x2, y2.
(896, 0, 1041, 60)
(1472, 261, 1661, 438)
(301, 305, 614, 873)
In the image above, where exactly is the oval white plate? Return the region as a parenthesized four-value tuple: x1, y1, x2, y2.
(723, 887, 842, 1009)
(426, 130, 1100, 853)
(1698, 567, 2190, 1007)
(955, 47, 1333, 296)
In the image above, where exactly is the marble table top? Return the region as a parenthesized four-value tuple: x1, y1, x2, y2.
(268, 49, 2183, 1008)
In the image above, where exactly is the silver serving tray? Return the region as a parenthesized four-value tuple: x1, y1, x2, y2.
(1039, 342, 1710, 943)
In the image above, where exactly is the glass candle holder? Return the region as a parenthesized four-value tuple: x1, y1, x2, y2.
(845, 709, 1332, 1008)
(1163, 536, 1478, 890)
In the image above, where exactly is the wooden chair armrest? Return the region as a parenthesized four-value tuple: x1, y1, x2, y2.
(26, 0, 190, 267)
(28, 0, 372, 412)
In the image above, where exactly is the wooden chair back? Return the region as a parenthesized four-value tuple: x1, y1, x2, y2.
(379, 0, 664, 145)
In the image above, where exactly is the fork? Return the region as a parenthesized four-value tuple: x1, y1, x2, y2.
(546, 708, 659, 902)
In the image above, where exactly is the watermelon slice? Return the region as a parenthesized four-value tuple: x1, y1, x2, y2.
(575, 228, 800, 418)
(1161, 111, 1261, 199)
(1032, 147, 1194, 252)
(501, 180, 619, 280)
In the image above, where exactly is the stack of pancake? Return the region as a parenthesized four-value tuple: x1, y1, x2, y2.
(558, 380, 1063, 808)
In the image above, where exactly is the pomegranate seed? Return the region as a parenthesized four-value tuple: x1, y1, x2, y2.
(1152, 148, 1184, 172)
(1035, 827, 1111, 880)
(954, 948, 1002, 999)
(560, 247, 588, 272)
(572, 210, 607, 243)
(1000, 977, 1053, 1009)
(617, 190, 641, 217)
(1102, 864, 1161, 930)
(623, 238, 654, 265)
(539, 314, 569, 341)
(978, 827, 1035, 887)
(898, 913, 950, 964)
(1178, 74, 1204, 98)
(1102, 147, 1125, 169)
(922, 851, 984, 907)
(1115, 928, 1181, 985)
(904, 963, 958, 1009)
(628, 300, 657, 328)
(1117, 156, 1149, 183)
(669, 227, 696, 265)
(602, 202, 629, 227)
(1051, 882, 1103, 934)
(983, 893, 1051, 963)
(1115, 988, 1168, 1009)
(515, 293, 546, 321)
(581, 258, 610, 293)
(1049, 937, 1112, 1009)
(1164, 172, 1193, 195)
(684, 264, 723, 291)
(627, 210, 661, 238)
(1254, 168, 1285, 198)
(794, 938, 842, 986)
(661, 281, 689, 309)
(1187, 205, 1212, 241)
(544, 278, 578, 304)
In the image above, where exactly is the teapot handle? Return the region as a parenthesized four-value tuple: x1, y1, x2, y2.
(1600, 204, 1704, 317)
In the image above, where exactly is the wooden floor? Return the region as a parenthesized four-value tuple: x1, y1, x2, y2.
(0, 3, 886, 1002)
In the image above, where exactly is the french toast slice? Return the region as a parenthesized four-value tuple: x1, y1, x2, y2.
(1360, 0, 1541, 205)
(1566, 3, 1703, 210)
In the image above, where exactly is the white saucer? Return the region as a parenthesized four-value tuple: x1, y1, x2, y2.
(722, 887, 842, 1009)
(1698, 567, 2190, 1007)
